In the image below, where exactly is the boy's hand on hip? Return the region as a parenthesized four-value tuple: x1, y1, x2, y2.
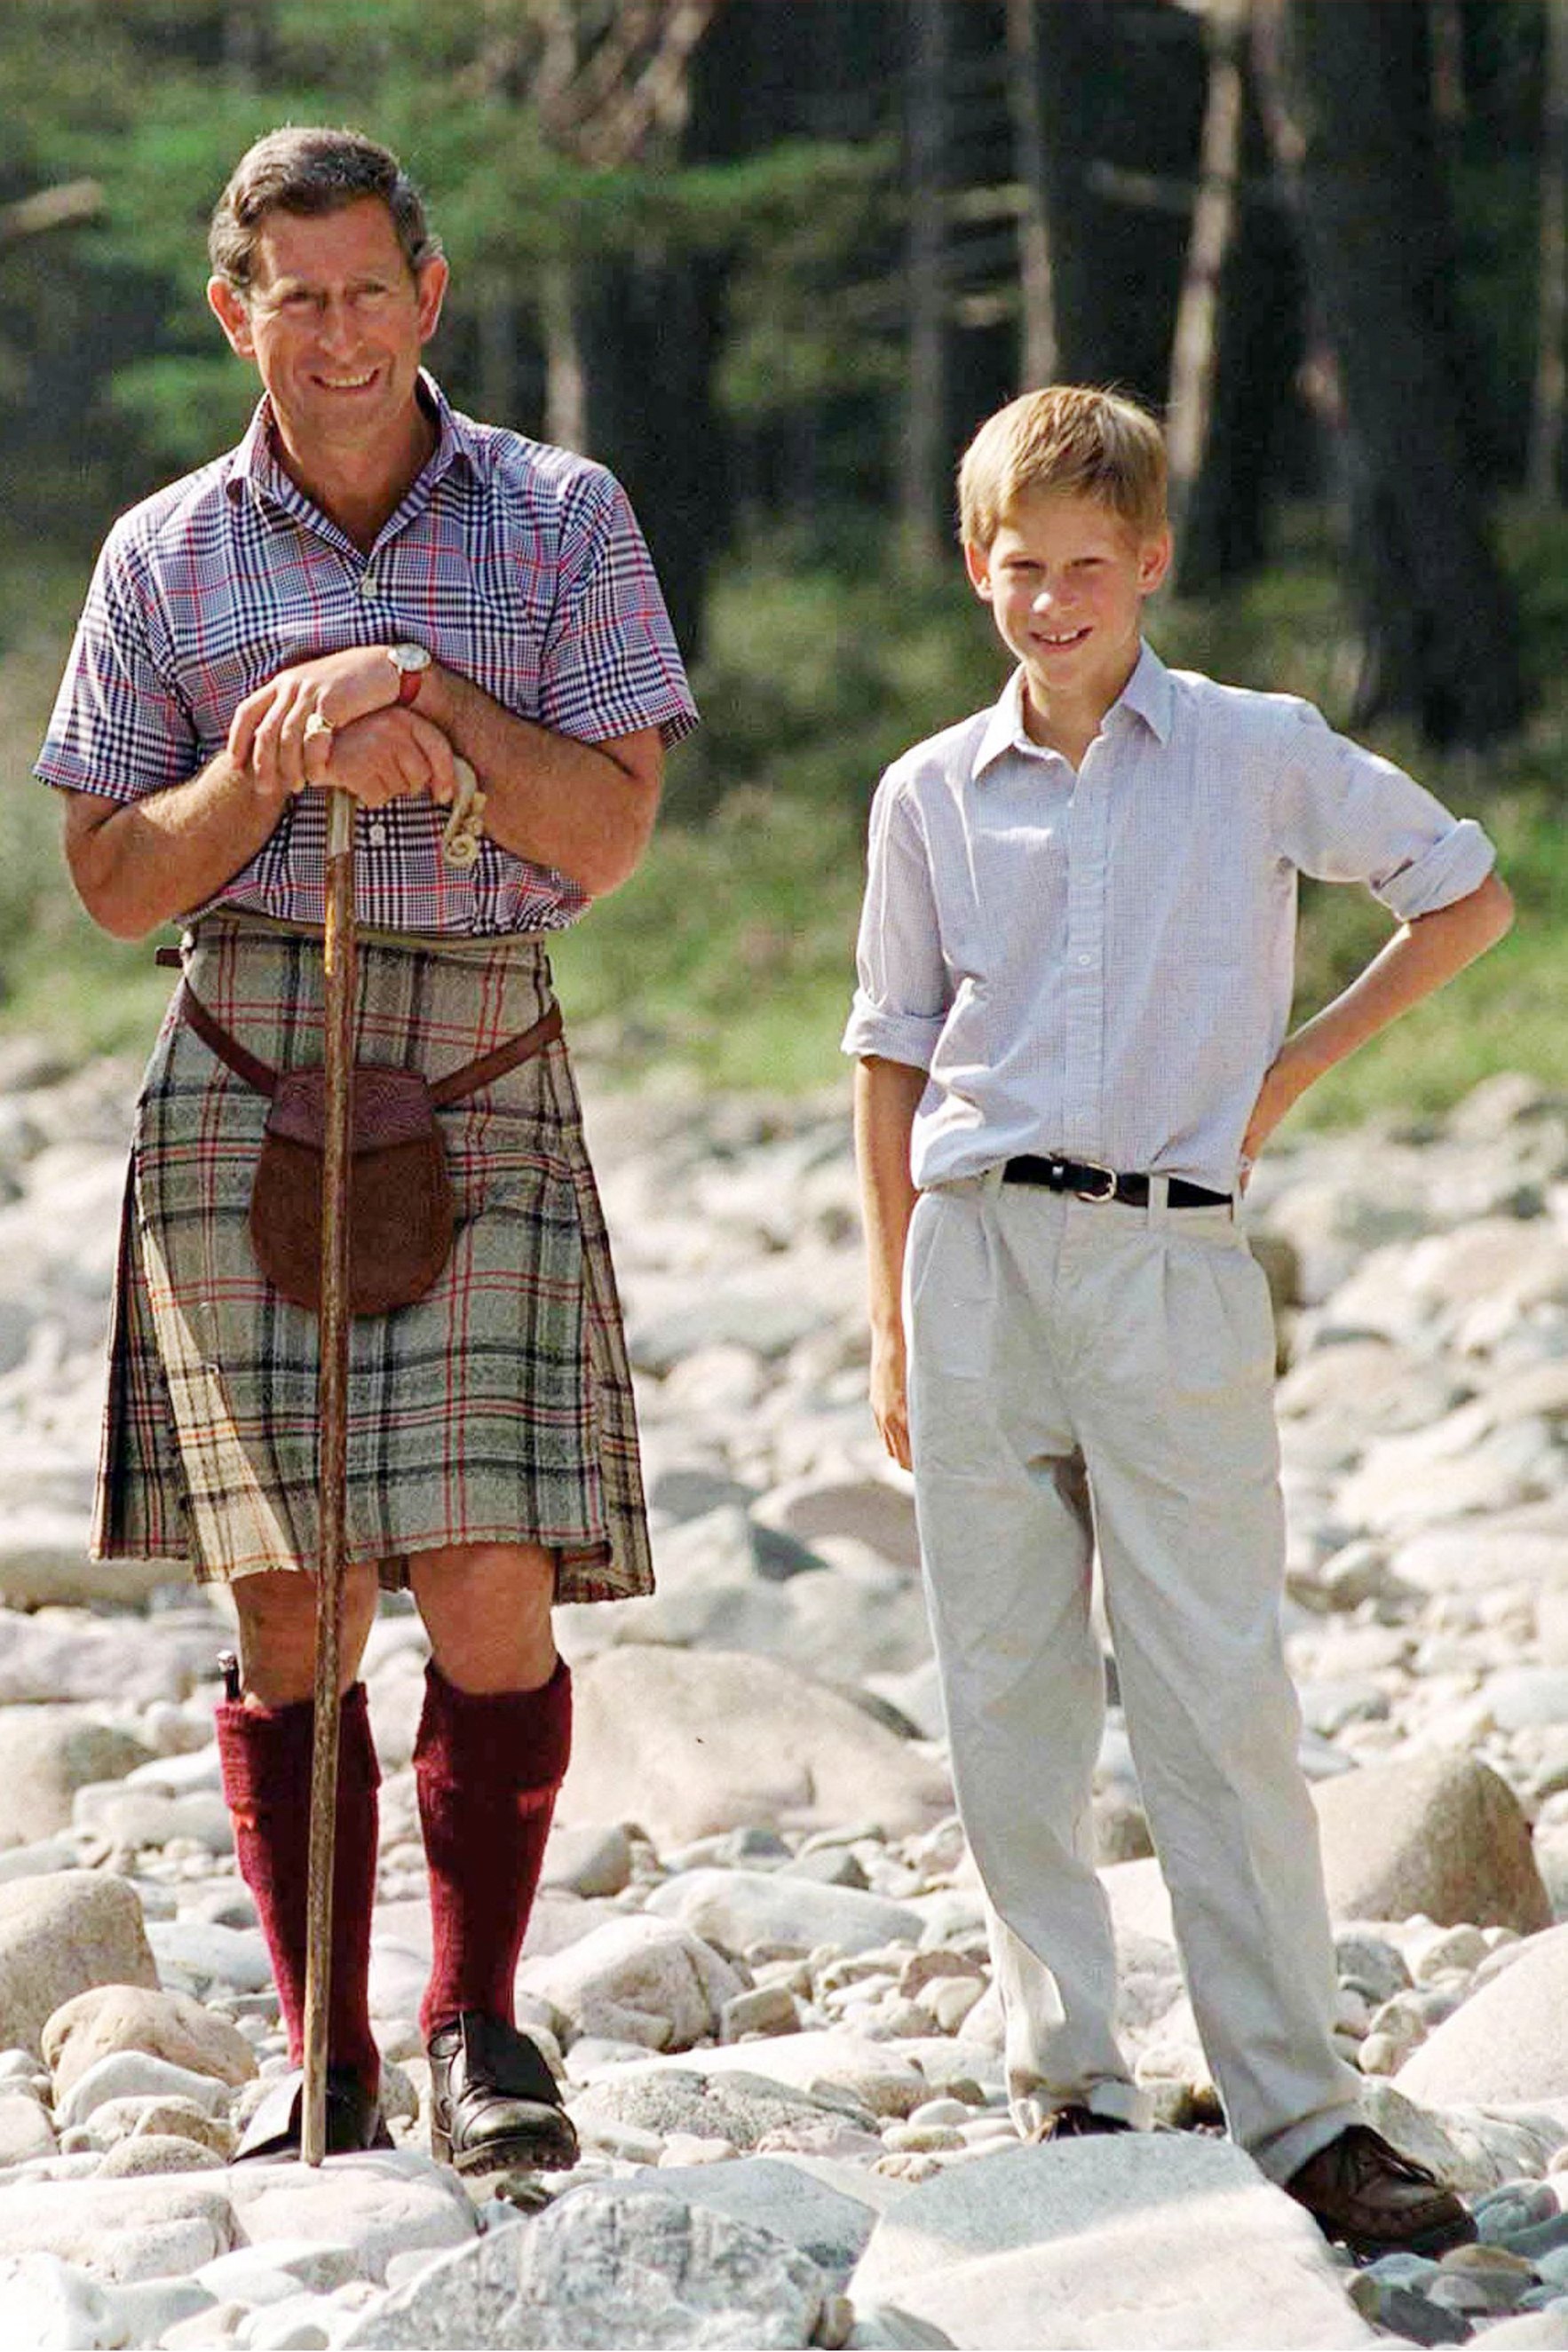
(1241, 1042, 1316, 1172)
(870, 1331, 912, 1471)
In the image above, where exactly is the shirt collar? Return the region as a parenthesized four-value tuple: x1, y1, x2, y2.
(970, 640, 1175, 780)
(226, 369, 483, 519)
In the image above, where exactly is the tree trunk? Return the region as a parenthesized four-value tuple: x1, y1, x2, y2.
(1256, 0, 1524, 746)
(1165, 0, 1247, 579)
(1005, 0, 1057, 387)
(1429, 0, 1466, 125)
(1532, 0, 1568, 504)
(900, 0, 949, 566)
(541, 261, 588, 455)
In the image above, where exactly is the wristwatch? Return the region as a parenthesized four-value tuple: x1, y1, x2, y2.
(386, 643, 432, 706)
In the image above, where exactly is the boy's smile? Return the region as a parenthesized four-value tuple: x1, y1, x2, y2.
(965, 488, 1170, 756)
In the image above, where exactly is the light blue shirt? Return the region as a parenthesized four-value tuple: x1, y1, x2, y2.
(842, 644, 1495, 1194)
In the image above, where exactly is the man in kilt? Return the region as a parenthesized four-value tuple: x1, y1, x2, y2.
(36, 127, 696, 2166)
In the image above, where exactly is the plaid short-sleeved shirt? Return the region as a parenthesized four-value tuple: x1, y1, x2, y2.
(36, 373, 699, 935)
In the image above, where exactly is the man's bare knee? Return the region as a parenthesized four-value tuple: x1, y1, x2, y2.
(411, 1542, 557, 1695)
(233, 1564, 378, 1708)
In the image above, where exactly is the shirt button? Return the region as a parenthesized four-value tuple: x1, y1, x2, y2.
(368, 820, 388, 847)
(359, 574, 377, 597)
(1077, 954, 1091, 967)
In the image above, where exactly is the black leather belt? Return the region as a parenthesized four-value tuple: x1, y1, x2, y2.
(1002, 1155, 1231, 1208)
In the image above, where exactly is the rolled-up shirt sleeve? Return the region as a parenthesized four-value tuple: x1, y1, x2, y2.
(841, 773, 950, 1069)
(1273, 700, 1495, 920)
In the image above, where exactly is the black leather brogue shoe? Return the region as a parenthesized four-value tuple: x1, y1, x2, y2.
(427, 2010, 579, 2175)
(234, 2065, 392, 2164)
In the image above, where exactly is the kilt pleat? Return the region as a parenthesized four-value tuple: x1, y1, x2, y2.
(93, 913, 652, 1604)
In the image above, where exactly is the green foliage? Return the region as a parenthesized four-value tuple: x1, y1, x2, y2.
(673, 526, 1004, 822)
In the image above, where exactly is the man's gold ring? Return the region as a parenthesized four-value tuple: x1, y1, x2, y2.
(303, 712, 335, 745)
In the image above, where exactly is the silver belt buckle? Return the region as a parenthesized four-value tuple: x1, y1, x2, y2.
(1074, 1161, 1119, 1203)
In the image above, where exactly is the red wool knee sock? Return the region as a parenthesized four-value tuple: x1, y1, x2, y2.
(414, 1656, 573, 2044)
(216, 1681, 381, 2091)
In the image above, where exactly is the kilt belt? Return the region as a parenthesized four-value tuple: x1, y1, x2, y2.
(94, 911, 653, 1604)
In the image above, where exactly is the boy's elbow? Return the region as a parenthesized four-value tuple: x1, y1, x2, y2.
(1475, 870, 1515, 946)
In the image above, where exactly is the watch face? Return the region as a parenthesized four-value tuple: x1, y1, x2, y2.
(390, 644, 431, 704)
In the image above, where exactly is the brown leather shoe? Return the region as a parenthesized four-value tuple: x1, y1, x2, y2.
(1030, 2105, 1137, 2142)
(1284, 2124, 1475, 2259)
(428, 2011, 578, 2175)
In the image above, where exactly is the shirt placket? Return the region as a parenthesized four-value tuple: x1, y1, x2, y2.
(1060, 740, 1111, 1160)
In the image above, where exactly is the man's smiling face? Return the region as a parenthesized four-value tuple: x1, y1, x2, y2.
(966, 487, 1169, 729)
(208, 194, 447, 471)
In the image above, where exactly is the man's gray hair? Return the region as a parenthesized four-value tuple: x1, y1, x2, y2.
(209, 125, 441, 291)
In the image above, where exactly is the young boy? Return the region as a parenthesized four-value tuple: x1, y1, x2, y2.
(844, 386, 1512, 2257)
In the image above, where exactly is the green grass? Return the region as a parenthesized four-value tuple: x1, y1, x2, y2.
(3, 519, 1564, 1118)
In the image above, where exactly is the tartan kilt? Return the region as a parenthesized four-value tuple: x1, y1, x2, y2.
(95, 912, 653, 1604)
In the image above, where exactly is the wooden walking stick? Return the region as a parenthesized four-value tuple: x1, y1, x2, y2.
(301, 783, 358, 2167)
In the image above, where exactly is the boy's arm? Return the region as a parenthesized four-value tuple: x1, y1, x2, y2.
(854, 1055, 926, 1471)
(1243, 869, 1514, 1167)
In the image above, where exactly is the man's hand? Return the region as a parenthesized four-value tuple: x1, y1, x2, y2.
(870, 1327, 913, 1471)
(311, 708, 460, 811)
(228, 646, 408, 796)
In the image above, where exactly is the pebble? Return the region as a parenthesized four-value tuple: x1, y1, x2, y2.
(0, 1062, 1563, 2341)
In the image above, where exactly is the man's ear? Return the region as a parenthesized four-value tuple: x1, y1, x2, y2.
(415, 254, 449, 345)
(208, 275, 255, 360)
(963, 541, 994, 601)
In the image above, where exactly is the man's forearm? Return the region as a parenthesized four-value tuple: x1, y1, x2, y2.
(62, 756, 289, 941)
(416, 665, 661, 896)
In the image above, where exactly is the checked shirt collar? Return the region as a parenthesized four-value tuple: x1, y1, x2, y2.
(223, 368, 482, 561)
(970, 640, 1177, 780)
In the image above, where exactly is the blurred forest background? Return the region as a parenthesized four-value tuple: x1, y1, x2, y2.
(1, 0, 1563, 1112)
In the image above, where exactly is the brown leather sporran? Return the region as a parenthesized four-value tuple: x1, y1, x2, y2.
(166, 970, 565, 1320)
(249, 1064, 454, 1317)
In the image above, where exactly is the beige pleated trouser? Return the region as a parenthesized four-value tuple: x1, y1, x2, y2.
(905, 1170, 1362, 2184)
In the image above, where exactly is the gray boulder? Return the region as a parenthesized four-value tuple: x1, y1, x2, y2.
(44, 1984, 257, 2100)
(561, 1648, 951, 1846)
(341, 2182, 828, 2348)
(225, 2150, 476, 2285)
(0, 2174, 236, 2282)
(1360, 2081, 1568, 2195)
(1313, 1754, 1552, 1935)
(610, 2156, 888, 2289)
(1103, 1754, 1552, 1945)
(0, 1873, 156, 2055)
(647, 1867, 923, 1960)
(850, 2136, 1374, 2348)
(1395, 1924, 1568, 2106)
(518, 1914, 744, 2051)
(0, 1708, 153, 1841)
(571, 2066, 867, 2153)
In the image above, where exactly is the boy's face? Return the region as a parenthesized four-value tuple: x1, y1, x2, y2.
(965, 489, 1170, 725)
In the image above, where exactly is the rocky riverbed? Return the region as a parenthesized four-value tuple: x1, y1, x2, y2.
(0, 1038, 1564, 2348)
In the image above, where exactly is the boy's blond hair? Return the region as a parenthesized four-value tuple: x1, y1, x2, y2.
(957, 385, 1168, 550)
